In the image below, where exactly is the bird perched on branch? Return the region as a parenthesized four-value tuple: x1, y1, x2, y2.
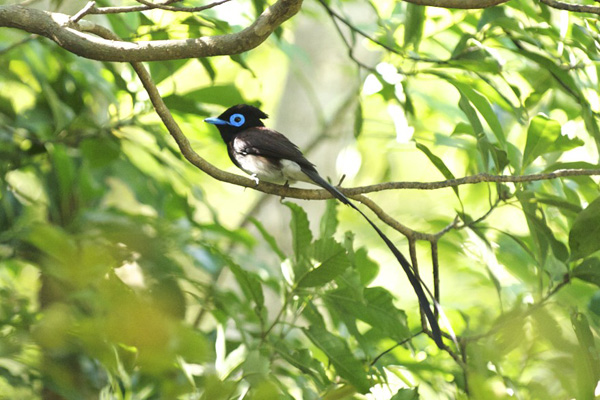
(205, 104, 444, 349)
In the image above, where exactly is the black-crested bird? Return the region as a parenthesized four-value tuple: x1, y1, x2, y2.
(205, 104, 444, 349)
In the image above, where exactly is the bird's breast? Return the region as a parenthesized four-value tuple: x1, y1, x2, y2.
(228, 138, 280, 183)
(237, 154, 286, 183)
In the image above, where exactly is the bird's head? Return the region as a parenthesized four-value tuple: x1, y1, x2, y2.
(204, 104, 268, 140)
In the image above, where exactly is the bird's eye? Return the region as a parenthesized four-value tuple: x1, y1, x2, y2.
(229, 114, 245, 127)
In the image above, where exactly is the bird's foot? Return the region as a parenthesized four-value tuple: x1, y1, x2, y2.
(250, 174, 260, 186)
(280, 180, 289, 202)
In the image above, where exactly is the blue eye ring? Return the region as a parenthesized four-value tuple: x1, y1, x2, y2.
(229, 113, 245, 127)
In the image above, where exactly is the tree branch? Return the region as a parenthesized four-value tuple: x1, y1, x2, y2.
(88, 0, 180, 15)
(538, 0, 600, 14)
(17, 6, 599, 245)
(401, 0, 509, 9)
(131, 0, 231, 13)
(344, 169, 600, 195)
(0, 0, 303, 62)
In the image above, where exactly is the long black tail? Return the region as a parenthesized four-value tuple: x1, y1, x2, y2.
(303, 168, 444, 349)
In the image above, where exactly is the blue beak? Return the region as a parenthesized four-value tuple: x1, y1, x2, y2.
(204, 117, 228, 126)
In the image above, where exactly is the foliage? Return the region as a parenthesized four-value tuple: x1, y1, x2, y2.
(1, 0, 600, 399)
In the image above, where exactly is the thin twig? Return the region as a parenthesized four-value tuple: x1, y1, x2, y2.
(345, 169, 600, 195)
(456, 197, 502, 230)
(319, 0, 376, 71)
(316, 0, 403, 56)
(133, 0, 231, 13)
(539, 0, 600, 14)
(89, 0, 228, 15)
(71, 1, 96, 23)
(370, 330, 424, 366)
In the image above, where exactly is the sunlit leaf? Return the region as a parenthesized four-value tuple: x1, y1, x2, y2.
(404, 4, 425, 50)
(415, 142, 459, 198)
(523, 115, 583, 168)
(436, 73, 506, 147)
(149, 59, 189, 85)
(518, 190, 569, 263)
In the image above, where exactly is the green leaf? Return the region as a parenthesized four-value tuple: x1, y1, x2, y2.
(320, 199, 338, 239)
(582, 102, 600, 145)
(353, 247, 379, 285)
(517, 191, 569, 263)
(163, 85, 246, 113)
(272, 344, 329, 386)
(436, 73, 506, 147)
(569, 196, 600, 260)
(573, 258, 600, 287)
(354, 102, 364, 138)
(297, 238, 349, 288)
(458, 94, 484, 136)
(80, 137, 121, 168)
(478, 7, 507, 30)
(523, 115, 583, 168)
(324, 287, 410, 342)
(48, 144, 75, 196)
(199, 58, 217, 82)
(589, 291, 600, 317)
(228, 262, 265, 313)
(41, 82, 74, 133)
(301, 301, 326, 328)
(230, 54, 256, 77)
(284, 202, 313, 261)
(148, 59, 188, 85)
(302, 325, 371, 393)
(478, 136, 509, 172)
(27, 223, 76, 264)
(415, 142, 459, 198)
(403, 4, 425, 50)
(516, 49, 581, 101)
(451, 34, 475, 59)
(535, 194, 582, 218)
(571, 312, 600, 399)
(391, 387, 419, 400)
(250, 217, 286, 261)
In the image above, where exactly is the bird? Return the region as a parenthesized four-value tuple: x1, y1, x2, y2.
(205, 104, 444, 349)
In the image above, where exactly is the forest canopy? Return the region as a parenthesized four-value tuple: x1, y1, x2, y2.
(1, 0, 600, 398)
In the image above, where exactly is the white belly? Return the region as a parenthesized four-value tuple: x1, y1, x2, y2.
(236, 154, 286, 183)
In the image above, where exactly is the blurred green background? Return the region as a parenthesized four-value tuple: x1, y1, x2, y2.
(1, 0, 600, 398)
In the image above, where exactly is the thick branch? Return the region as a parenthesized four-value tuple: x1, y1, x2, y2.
(0, 0, 302, 62)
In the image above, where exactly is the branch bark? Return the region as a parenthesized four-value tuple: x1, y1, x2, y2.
(538, 0, 600, 14)
(0, 0, 302, 62)
(402, 0, 510, 8)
